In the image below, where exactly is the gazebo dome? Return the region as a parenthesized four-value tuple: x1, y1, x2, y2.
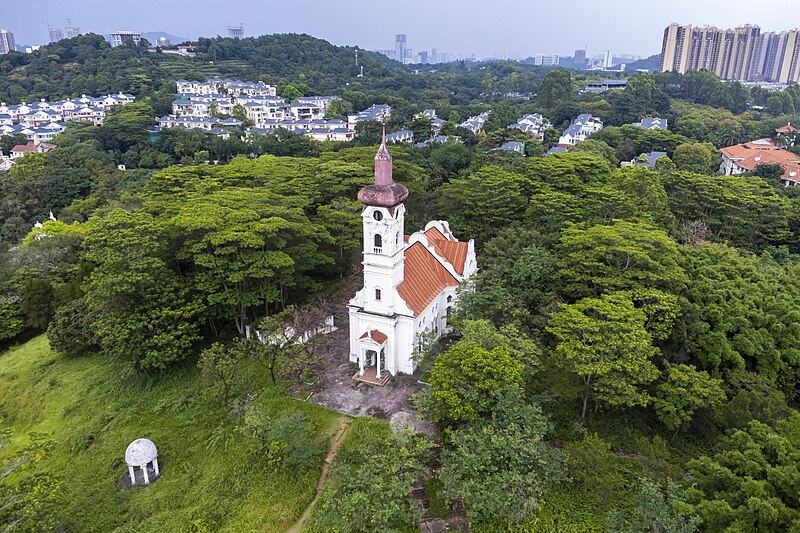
(125, 438, 158, 467)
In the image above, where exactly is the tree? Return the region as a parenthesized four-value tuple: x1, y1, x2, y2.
(408, 116, 433, 141)
(608, 166, 675, 230)
(238, 405, 320, 470)
(437, 166, 527, 241)
(19, 278, 53, 330)
(663, 171, 791, 250)
(546, 292, 660, 419)
(565, 433, 621, 502)
(652, 363, 725, 440)
(672, 244, 800, 387)
(606, 479, 700, 533)
(441, 397, 566, 523)
(198, 341, 245, 402)
(46, 298, 100, 356)
(99, 101, 156, 152)
(570, 139, 618, 167)
(556, 220, 685, 300)
(252, 303, 327, 386)
(0, 293, 24, 342)
(683, 414, 800, 532)
(171, 188, 333, 334)
(456, 230, 557, 322)
(537, 70, 573, 109)
(415, 341, 524, 427)
(309, 420, 433, 533)
(672, 143, 715, 174)
(83, 209, 201, 372)
(715, 371, 791, 430)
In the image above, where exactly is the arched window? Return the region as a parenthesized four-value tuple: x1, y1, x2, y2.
(396, 232, 400, 245)
(447, 295, 453, 303)
(374, 234, 382, 252)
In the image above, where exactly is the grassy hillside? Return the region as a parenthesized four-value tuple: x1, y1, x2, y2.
(0, 335, 342, 532)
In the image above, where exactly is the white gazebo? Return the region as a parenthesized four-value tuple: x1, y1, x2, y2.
(125, 438, 159, 486)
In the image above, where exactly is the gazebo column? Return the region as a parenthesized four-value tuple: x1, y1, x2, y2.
(376, 350, 381, 379)
(128, 466, 136, 485)
(359, 351, 365, 376)
(153, 458, 160, 476)
(142, 465, 150, 485)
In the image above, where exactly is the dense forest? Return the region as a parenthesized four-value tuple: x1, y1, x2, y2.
(3, 32, 800, 532)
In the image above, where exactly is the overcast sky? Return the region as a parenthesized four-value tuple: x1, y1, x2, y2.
(4, 0, 799, 58)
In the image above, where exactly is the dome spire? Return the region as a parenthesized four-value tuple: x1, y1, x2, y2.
(374, 122, 392, 185)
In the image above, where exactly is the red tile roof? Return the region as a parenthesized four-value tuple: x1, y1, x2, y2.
(721, 142, 800, 181)
(423, 226, 469, 275)
(11, 142, 36, 153)
(776, 124, 798, 133)
(398, 242, 459, 315)
(359, 329, 388, 344)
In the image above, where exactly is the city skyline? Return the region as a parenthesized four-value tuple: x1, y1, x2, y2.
(4, 0, 798, 58)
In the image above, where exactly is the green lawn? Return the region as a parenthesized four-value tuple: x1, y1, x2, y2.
(0, 335, 343, 532)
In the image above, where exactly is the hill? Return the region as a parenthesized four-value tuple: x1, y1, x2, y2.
(0, 33, 403, 103)
(0, 335, 343, 531)
(625, 53, 662, 73)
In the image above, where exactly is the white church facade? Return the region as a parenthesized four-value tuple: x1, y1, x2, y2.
(348, 133, 477, 382)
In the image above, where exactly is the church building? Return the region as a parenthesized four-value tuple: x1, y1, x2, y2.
(348, 132, 477, 383)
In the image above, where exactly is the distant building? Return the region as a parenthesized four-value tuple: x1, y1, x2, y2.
(546, 146, 568, 156)
(459, 111, 491, 134)
(585, 79, 628, 94)
(533, 53, 560, 66)
(603, 50, 613, 69)
(496, 141, 525, 154)
(0, 29, 15, 55)
(348, 104, 391, 126)
(110, 31, 142, 47)
(633, 117, 668, 130)
(228, 25, 245, 39)
(660, 23, 800, 84)
(64, 26, 81, 39)
(507, 113, 552, 142)
(48, 27, 64, 43)
(385, 129, 413, 143)
(574, 48, 587, 67)
(395, 34, 407, 64)
(620, 151, 668, 169)
(558, 114, 603, 146)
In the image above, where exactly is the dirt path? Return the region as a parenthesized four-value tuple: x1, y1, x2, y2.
(286, 417, 351, 533)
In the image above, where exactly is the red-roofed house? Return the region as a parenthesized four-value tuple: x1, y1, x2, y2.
(348, 133, 478, 380)
(775, 123, 797, 147)
(9, 141, 54, 160)
(720, 139, 800, 186)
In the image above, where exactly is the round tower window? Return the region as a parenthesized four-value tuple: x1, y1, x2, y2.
(373, 210, 383, 221)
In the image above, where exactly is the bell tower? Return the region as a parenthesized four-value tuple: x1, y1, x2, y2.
(357, 129, 409, 315)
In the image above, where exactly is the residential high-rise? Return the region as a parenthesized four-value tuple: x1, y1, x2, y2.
(661, 23, 800, 83)
(48, 27, 64, 43)
(0, 29, 15, 54)
(395, 34, 407, 63)
(603, 50, 613, 69)
(64, 26, 81, 39)
(776, 30, 800, 84)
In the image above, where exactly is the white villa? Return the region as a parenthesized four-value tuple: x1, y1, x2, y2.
(348, 132, 477, 383)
